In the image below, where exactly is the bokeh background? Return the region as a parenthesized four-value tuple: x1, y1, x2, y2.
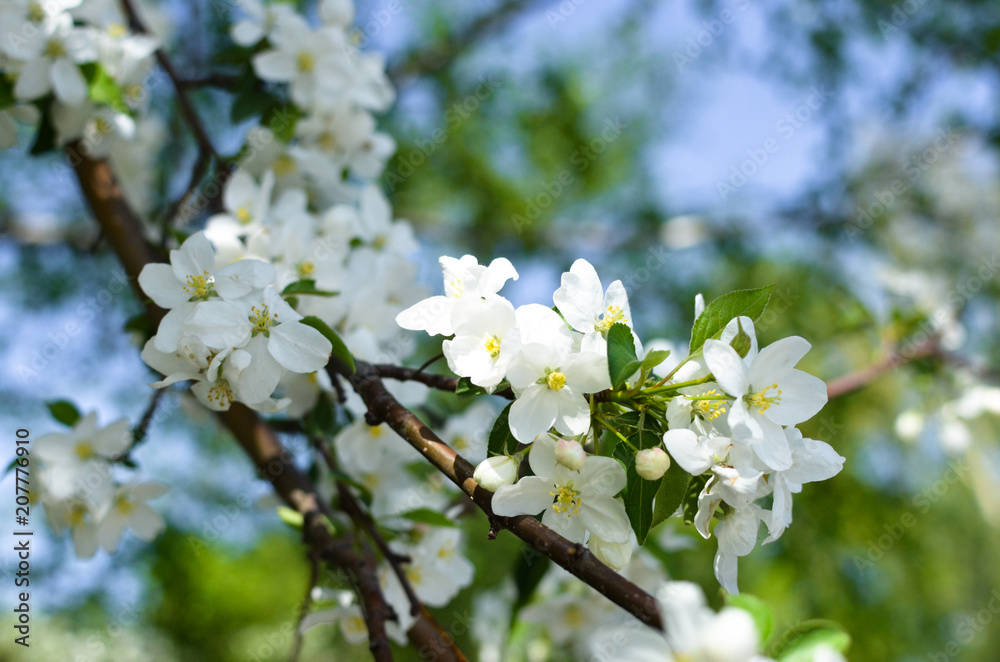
(2, 0, 1000, 660)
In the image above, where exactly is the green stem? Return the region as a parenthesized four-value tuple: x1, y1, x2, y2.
(643, 374, 714, 396)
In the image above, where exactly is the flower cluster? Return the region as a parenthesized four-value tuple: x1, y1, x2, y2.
(0, 0, 167, 210)
(34, 411, 167, 557)
(234, 0, 396, 208)
(399, 256, 845, 592)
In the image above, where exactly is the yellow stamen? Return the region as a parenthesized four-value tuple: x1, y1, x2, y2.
(75, 441, 95, 460)
(297, 52, 315, 72)
(235, 205, 252, 224)
(594, 305, 628, 333)
(446, 279, 464, 298)
(550, 484, 582, 515)
(207, 380, 234, 407)
(44, 38, 67, 58)
(692, 389, 728, 421)
(249, 303, 279, 336)
(183, 271, 216, 301)
(546, 370, 567, 391)
(485, 335, 501, 358)
(747, 383, 782, 413)
(296, 260, 315, 278)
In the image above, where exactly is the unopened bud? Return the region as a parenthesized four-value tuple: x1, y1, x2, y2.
(589, 534, 633, 570)
(473, 455, 519, 492)
(635, 447, 671, 480)
(554, 439, 586, 471)
(730, 319, 753, 358)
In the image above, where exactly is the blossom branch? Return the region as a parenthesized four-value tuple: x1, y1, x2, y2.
(71, 150, 466, 662)
(336, 361, 664, 631)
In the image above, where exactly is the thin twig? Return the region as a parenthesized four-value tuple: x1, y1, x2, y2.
(332, 361, 664, 631)
(289, 548, 321, 662)
(826, 336, 941, 399)
(314, 437, 424, 617)
(119, 0, 220, 162)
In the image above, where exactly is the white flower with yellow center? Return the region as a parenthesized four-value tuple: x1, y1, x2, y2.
(396, 254, 518, 336)
(553, 258, 634, 353)
(704, 335, 827, 471)
(439, 400, 496, 465)
(182, 287, 332, 404)
(251, 12, 347, 109)
(491, 434, 630, 544)
(96, 482, 168, 553)
(8, 13, 97, 106)
(139, 232, 277, 353)
(505, 343, 609, 442)
(443, 296, 521, 391)
(203, 169, 275, 248)
(34, 411, 130, 503)
(588, 580, 766, 661)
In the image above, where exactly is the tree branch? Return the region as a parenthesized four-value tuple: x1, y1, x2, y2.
(826, 336, 941, 399)
(71, 149, 466, 661)
(336, 361, 664, 631)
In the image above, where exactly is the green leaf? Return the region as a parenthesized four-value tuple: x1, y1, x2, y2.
(612, 427, 662, 545)
(650, 458, 690, 530)
(87, 64, 125, 111)
(47, 400, 81, 427)
(400, 508, 457, 528)
(487, 403, 518, 456)
(682, 473, 711, 525)
(769, 620, 851, 661)
(304, 395, 338, 439)
(230, 71, 277, 124)
(262, 103, 300, 142)
(276, 506, 304, 530)
(640, 348, 671, 373)
(300, 316, 355, 373)
(511, 546, 552, 618)
(123, 312, 152, 339)
(281, 279, 338, 297)
(0, 77, 16, 108)
(455, 377, 489, 398)
(29, 101, 56, 156)
(726, 593, 774, 643)
(689, 286, 775, 353)
(607, 323, 640, 389)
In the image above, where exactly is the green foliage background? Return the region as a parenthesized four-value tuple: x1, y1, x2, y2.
(2, 0, 1000, 660)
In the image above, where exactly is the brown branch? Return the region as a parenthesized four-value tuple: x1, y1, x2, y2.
(289, 547, 321, 662)
(314, 437, 423, 617)
(71, 149, 466, 662)
(372, 364, 515, 399)
(826, 336, 941, 399)
(337, 361, 664, 631)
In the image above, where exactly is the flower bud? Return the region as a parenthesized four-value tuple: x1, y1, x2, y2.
(589, 534, 633, 571)
(635, 447, 671, 481)
(473, 456, 519, 492)
(554, 439, 586, 471)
